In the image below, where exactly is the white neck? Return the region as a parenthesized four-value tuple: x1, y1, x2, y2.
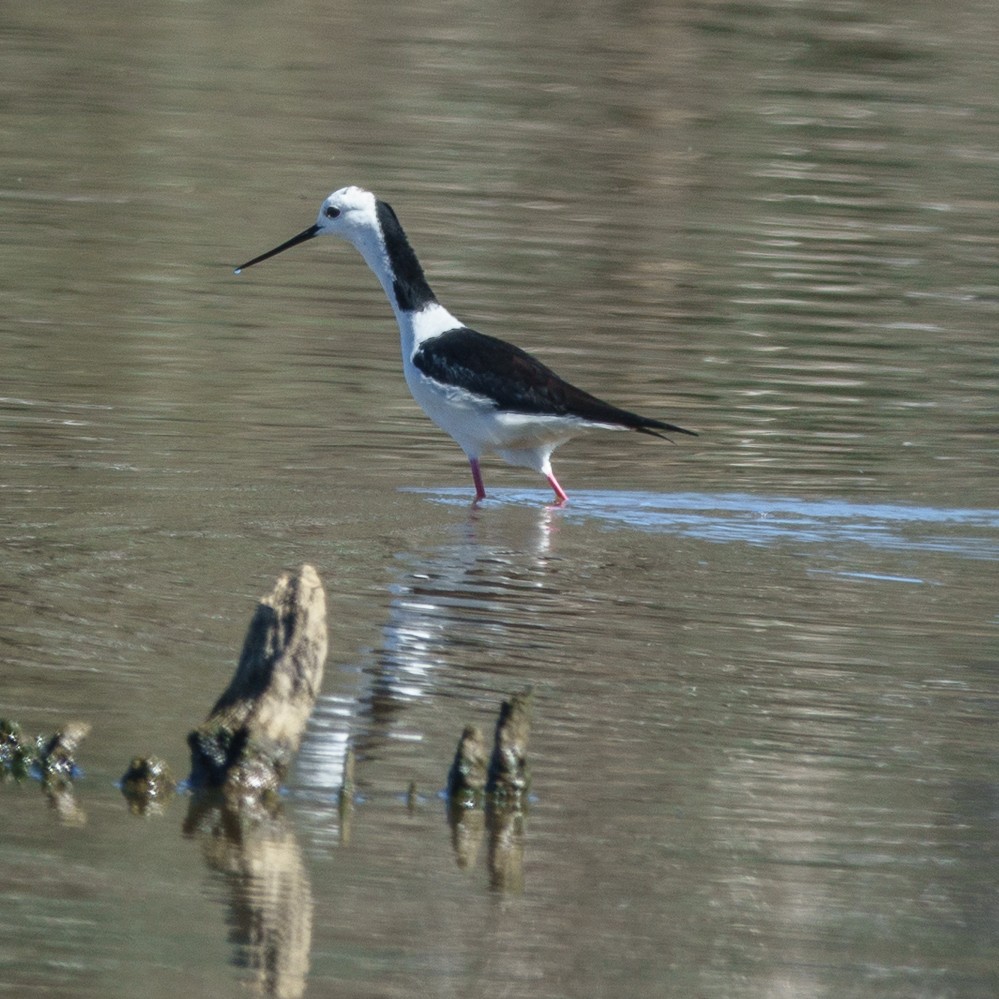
(348, 225, 398, 308)
(345, 220, 461, 355)
(396, 301, 463, 356)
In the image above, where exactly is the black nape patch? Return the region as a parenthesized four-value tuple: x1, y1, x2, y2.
(375, 200, 437, 313)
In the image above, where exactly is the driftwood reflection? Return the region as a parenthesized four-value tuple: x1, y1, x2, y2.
(184, 795, 312, 999)
(447, 797, 527, 892)
(485, 800, 525, 893)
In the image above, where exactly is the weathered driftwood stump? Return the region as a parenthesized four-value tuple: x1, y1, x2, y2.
(187, 564, 327, 801)
(181, 566, 325, 999)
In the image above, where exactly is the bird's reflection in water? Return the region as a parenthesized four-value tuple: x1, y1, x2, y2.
(361, 503, 559, 744)
(297, 504, 561, 815)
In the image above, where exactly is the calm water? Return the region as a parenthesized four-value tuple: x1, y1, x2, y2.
(2, 1, 997, 996)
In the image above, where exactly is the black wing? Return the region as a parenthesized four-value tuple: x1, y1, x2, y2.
(413, 327, 696, 437)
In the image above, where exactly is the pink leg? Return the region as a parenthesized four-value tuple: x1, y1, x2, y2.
(469, 458, 486, 502)
(546, 472, 568, 504)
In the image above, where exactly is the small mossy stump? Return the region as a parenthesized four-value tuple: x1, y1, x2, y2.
(187, 565, 327, 801)
(0, 719, 35, 781)
(0, 718, 91, 784)
(121, 756, 177, 815)
(39, 722, 92, 782)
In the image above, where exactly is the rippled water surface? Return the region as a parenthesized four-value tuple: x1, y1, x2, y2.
(2, 1, 997, 997)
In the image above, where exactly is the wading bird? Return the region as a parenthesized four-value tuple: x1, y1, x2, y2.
(236, 186, 695, 503)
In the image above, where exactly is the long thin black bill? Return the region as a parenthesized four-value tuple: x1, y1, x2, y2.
(234, 223, 322, 274)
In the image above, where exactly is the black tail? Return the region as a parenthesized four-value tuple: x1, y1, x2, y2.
(633, 416, 698, 442)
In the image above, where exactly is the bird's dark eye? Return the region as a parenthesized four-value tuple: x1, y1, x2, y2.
(324, 206, 341, 219)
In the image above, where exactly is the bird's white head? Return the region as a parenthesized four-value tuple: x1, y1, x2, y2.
(313, 185, 379, 241)
(235, 184, 440, 321)
(234, 184, 383, 273)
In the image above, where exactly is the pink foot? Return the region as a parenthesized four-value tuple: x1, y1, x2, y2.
(469, 458, 486, 502)
(546, 473, 568, 504)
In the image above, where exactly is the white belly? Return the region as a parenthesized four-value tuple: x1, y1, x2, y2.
(403, 364, 593, 469)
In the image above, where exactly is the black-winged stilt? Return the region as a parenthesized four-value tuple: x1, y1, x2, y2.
(235, 186, 695, 503)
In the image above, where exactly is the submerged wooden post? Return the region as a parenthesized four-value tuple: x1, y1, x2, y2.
(187, 564, 327, 800)
(445, 690, 533, 886)
(446, 725, 489, 799)
(485, 688, 532, 801)
(446, 688, 534, 806)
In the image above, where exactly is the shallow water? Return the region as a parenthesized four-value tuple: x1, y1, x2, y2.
(2, 1, 998, 997)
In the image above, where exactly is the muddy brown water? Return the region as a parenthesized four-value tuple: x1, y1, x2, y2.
(2, 2, 997, 996)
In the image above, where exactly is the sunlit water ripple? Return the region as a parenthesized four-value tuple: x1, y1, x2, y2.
(417, 488, 999, 560)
